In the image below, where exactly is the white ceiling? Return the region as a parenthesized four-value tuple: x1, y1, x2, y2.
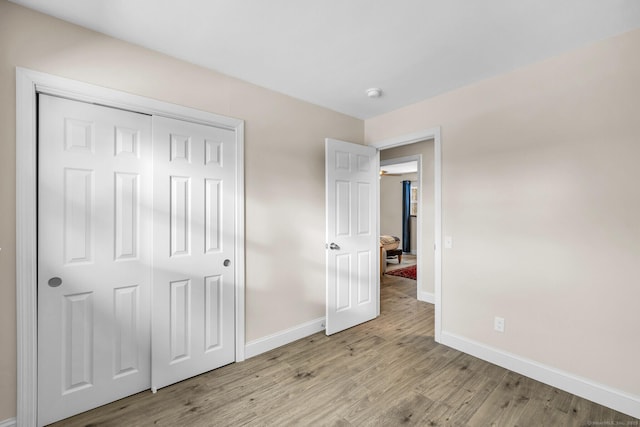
(10, 0, 640, 119)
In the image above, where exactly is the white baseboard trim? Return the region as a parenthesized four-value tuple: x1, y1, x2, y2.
(418, 291, 434, 304)
(440, 331, 640, 419)
(245, 317, 326, 359)
(0, 417, 16, 427)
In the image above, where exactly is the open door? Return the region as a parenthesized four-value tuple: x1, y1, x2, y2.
(325, 138, 379, 335)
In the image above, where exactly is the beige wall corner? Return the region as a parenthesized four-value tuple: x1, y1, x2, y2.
(365, 28, 640, 399)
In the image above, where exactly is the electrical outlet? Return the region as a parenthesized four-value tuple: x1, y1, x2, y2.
(494, 316, 505, 333)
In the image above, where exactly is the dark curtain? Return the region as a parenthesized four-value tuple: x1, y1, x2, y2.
(402, 180, 411, 253)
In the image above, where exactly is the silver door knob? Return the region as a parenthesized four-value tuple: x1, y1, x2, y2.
(329, 243, 340, 250)
(48, 277, 62, 287)
(223, 259, 231, 267)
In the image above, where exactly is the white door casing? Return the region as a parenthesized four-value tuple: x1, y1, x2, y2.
(151, 116, 236, 390)
(38, 95, 152, 425)
(325, 138, 379, 335)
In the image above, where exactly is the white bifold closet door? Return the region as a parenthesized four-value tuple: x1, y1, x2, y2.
(38, 95, 153, 426)
(38, 96, 236, 426)
(151, 116, 236, 391)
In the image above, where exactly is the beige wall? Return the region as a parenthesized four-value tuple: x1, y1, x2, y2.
(0, 1, 363, 420)
(379, 172, 417, 249)
(367, 29, 640, 397)
(381, 141, 436, 296)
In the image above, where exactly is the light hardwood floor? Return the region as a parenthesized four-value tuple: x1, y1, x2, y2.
(51, 275, 638, 426)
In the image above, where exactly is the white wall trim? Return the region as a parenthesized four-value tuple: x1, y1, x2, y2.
(441, 331, 640, 419)
(417, 291, 434, 304)
(371, 127, 442, 343)
(0, 418, 17, 427)
(245, 318, 326, 359)
(16, 67, 246, 425)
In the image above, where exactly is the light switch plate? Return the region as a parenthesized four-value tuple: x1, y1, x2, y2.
(444, 236, 453, 249)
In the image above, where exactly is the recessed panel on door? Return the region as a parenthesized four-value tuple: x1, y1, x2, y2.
(62, 292, 94, 394)
(357, 251, 372, 304)
(336, 181, 351, 237)
(114, 173, 139, 260)
(357, 182, 371, 235)
(170, 176, 191, 256)
(115, 127, 139, 157)
(336, 253, 351, 312)
(64, 168, 94, 264)
(65, 118, 94, 152)
(205, 179, 222, 253)
(113, 285, 140, 378)
(170, 279, 191, 363)
(205, 275, 223, 351)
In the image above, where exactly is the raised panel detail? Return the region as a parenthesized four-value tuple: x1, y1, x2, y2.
(64, 168, 93, 264)
(113, 286, 139, 378)
(205, 179, 222, 253)
(115, 127, 139, 157)
(170, 176, 191, 256)
(205, 140, 222, 166)
(336, 254, 351, 312)
(356, 182, 371, 235)
(115, 173, 139, 260)
(170, 280, 191, 363)
(205, 276, 222, 351)
(64, 118, 94, 152)
(357, 251, 371, 304)
(170, 134, 191, 162)
(62, 292, 94, 394)
(335, 151, 350, 171)
(335, 180, 351, 237)
(357, 155, 370, 172)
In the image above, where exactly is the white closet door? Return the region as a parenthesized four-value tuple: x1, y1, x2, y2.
(151, 116, 236, 390)
(38, 95, 152, 426)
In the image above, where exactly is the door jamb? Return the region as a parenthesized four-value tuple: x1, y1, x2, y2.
(370, 128, 442, 343)
(16, 67, 246, 426)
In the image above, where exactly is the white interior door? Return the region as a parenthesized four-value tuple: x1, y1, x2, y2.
(325, 138, 379, 335)
(38, 95, 152, 426)
(151, 116, 236, 390)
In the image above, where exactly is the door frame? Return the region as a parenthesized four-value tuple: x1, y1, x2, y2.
(370, 128, 442, 343)
(379, 154, 424, 298)
(15, 67, 246, 425)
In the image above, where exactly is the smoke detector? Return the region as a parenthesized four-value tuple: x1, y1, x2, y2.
(366, 88, 382, 98)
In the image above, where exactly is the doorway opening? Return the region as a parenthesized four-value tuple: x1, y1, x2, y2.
(379, 140, 435, 304)
(372, 128, 442, 342)
(379, 157, 421, 295)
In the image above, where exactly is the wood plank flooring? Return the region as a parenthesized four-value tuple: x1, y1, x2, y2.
(51, 275, 638, 426)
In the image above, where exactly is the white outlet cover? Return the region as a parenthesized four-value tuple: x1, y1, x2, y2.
(494, 316, 505, 333)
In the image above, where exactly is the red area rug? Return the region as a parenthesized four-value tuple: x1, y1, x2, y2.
(385, 264, 417, 280)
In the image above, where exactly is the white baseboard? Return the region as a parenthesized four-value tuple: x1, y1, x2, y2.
(418, 291, 434, 304)
(440, 331, 640, 419)
(0, 418, 16, 427)
(245, 317, 326, 359)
